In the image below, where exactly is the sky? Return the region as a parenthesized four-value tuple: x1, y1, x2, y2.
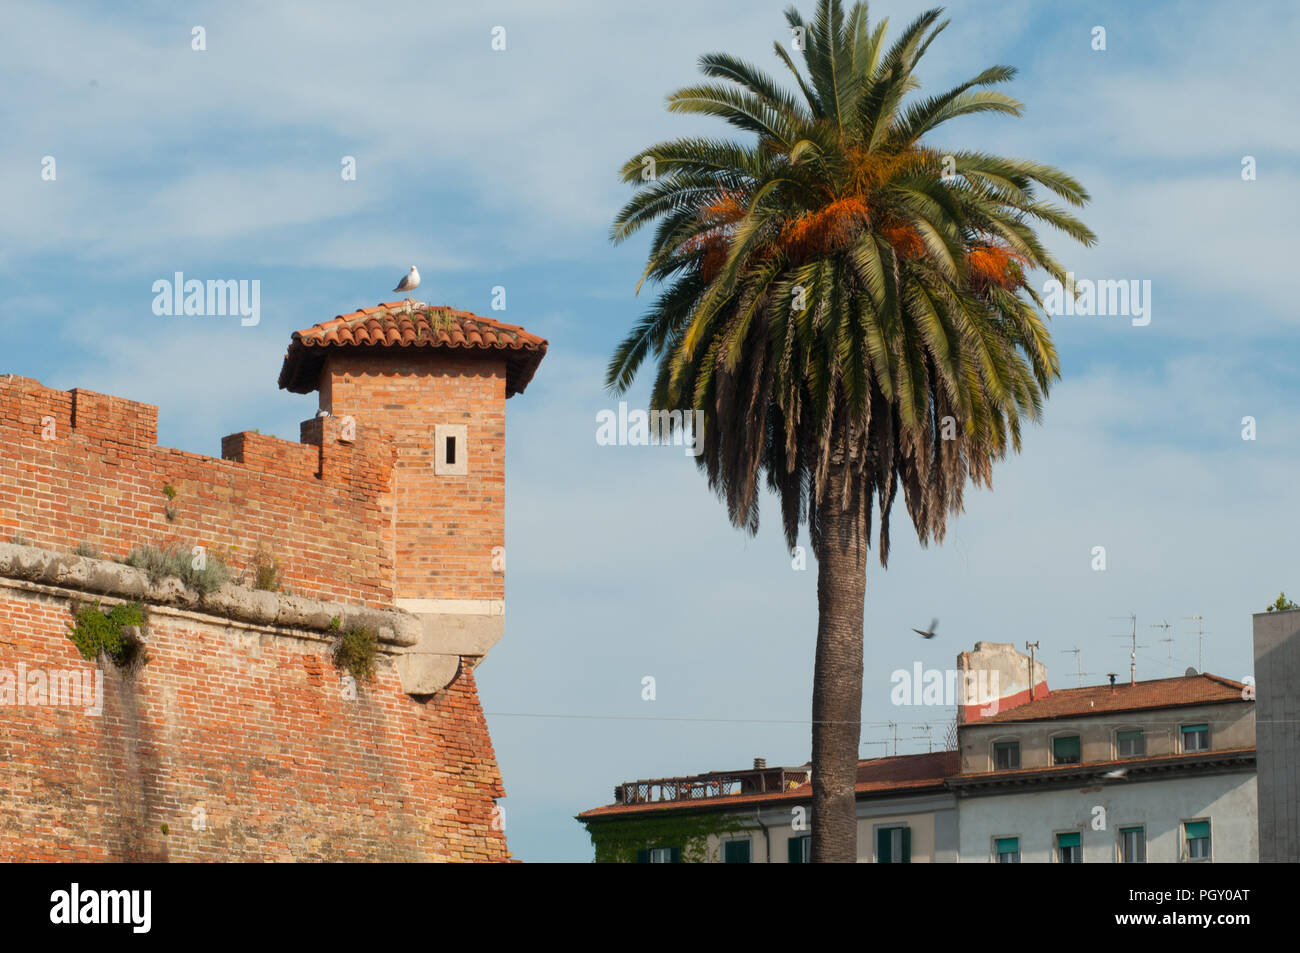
(2, 0, 1297, 862)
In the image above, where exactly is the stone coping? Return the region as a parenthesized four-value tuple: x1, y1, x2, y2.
(0, 542, 418, 647)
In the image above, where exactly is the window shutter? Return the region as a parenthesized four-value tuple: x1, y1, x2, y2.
(996, 837, 1018, 854)
(1181, 724, 1209, 733)
(788, 837, 804, 863)
(877, 827, 891, 863)
(901, 826, 911, 863)
(1053, 736, 1081, 762)
(1185, 821, 1210, 839)
(669, 846, 682, 863)
(636, 849, 650, 864)
(1057, 832, 1081, 848)
(724, 840, 750, 864)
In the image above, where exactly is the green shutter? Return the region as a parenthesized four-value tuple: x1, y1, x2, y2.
(788, 837, 805, 863)
(877, 827, 892, 863)
(996, 837, 1018, 854)
(1118, 730, 1142, 742)
(724, 839, 750, 864)
(901, 826, 911, 863)
(1053, 736, 1081, 761)
(1185, 821, 1210, 839)
(669, 846, 681, 863)
(1057, 832, 1081, 848)
(1181, 724, 1208, 733)
(636, 848, 650, 864)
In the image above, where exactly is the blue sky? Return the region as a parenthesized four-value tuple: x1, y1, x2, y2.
(3, 0, 1297, 862)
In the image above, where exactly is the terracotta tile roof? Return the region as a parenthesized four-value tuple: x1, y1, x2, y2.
(973, 673, 1248, 725)
(278, 301, 548, 397)
(577, 751, 957, 820)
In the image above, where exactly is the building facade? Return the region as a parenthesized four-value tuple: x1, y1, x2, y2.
(578, 753, 958, 863)
(1252, 606, 1300, 862)
(580, 643, 1258, 862)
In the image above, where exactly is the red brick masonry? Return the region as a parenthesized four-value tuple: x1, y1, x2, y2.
(0, 302, 544, 861)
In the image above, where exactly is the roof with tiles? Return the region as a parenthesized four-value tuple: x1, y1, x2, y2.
(278, 301, 548, 398)
(972, 673, 1249, 725)
(577, 750, 957, 819)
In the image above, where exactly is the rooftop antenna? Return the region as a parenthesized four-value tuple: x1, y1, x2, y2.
(1151, 620, 1175, 675)
(912, 723, 934, 753)
(1061, 647, 1093, 687)
(1109, 613, 1145, 686)
(1025, 641, 1041, 701)
(861, 739, 889, 758)
(1183, 615, 1208, 673)
(888, 720, 898, 756)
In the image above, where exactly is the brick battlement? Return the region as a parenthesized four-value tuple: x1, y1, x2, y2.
(0, 374, 396, 609)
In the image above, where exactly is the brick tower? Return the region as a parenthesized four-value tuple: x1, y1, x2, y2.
(279, 300, 547, 694)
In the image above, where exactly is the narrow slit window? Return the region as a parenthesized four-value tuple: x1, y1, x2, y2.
(434, 424, 468, 475)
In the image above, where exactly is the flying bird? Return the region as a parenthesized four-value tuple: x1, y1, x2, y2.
(393, 266, 420, 296)
(912, 618, 938, 639)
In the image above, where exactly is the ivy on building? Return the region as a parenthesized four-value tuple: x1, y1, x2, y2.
(582, 812, 751, 863)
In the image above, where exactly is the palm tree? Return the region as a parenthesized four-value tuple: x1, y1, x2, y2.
(607, 0, 1094, 861)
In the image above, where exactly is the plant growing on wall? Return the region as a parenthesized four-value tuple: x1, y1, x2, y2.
(249, 546, 283, 592)
(331, 619, 378, 682)
(67, 600, 149, 669)
(126, 543, 231, 594)
(1266, 592, 1299, 612)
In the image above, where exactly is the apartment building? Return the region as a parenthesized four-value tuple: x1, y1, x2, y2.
(952, 660, 1257, 863)
(579, 642, 1258, 862)
(577, 752, 958, 863)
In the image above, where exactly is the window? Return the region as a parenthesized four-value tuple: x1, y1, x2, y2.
(1120, 827, 1146, 863)
(1056, 832, 1082, 863)
(876, 826, 911, 863)
(993, 741, 1021, 770)
(433, 423, 468, 475)
(723, 839, 751, 864)
(1184, 821, 1211, 861)
(1181, 724, 1209, 753)
(787, 835, 811, 863)
(995, 837, 1020, 863)
(637, 846, 681, 863)
(1052, 735, 1082, 765)
(1116, 729, 1145, 758)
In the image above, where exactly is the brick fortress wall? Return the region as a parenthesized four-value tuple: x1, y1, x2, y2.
(0, 371, 512, 861)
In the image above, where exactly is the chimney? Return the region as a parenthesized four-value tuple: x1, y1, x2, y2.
(753, 757, 766, 770)
(1108, 672, 1118, 692)
(955, 641, 1049, 722)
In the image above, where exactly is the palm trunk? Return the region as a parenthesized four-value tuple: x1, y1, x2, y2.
(810, 451, 868, 863)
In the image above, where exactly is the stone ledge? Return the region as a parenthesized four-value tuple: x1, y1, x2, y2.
(0, 542, 419, 647)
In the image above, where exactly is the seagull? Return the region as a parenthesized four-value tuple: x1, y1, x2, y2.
(912, 618, 938, 639)
(393, 266, 420, 297)
(1101, 768, 1128, 780)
